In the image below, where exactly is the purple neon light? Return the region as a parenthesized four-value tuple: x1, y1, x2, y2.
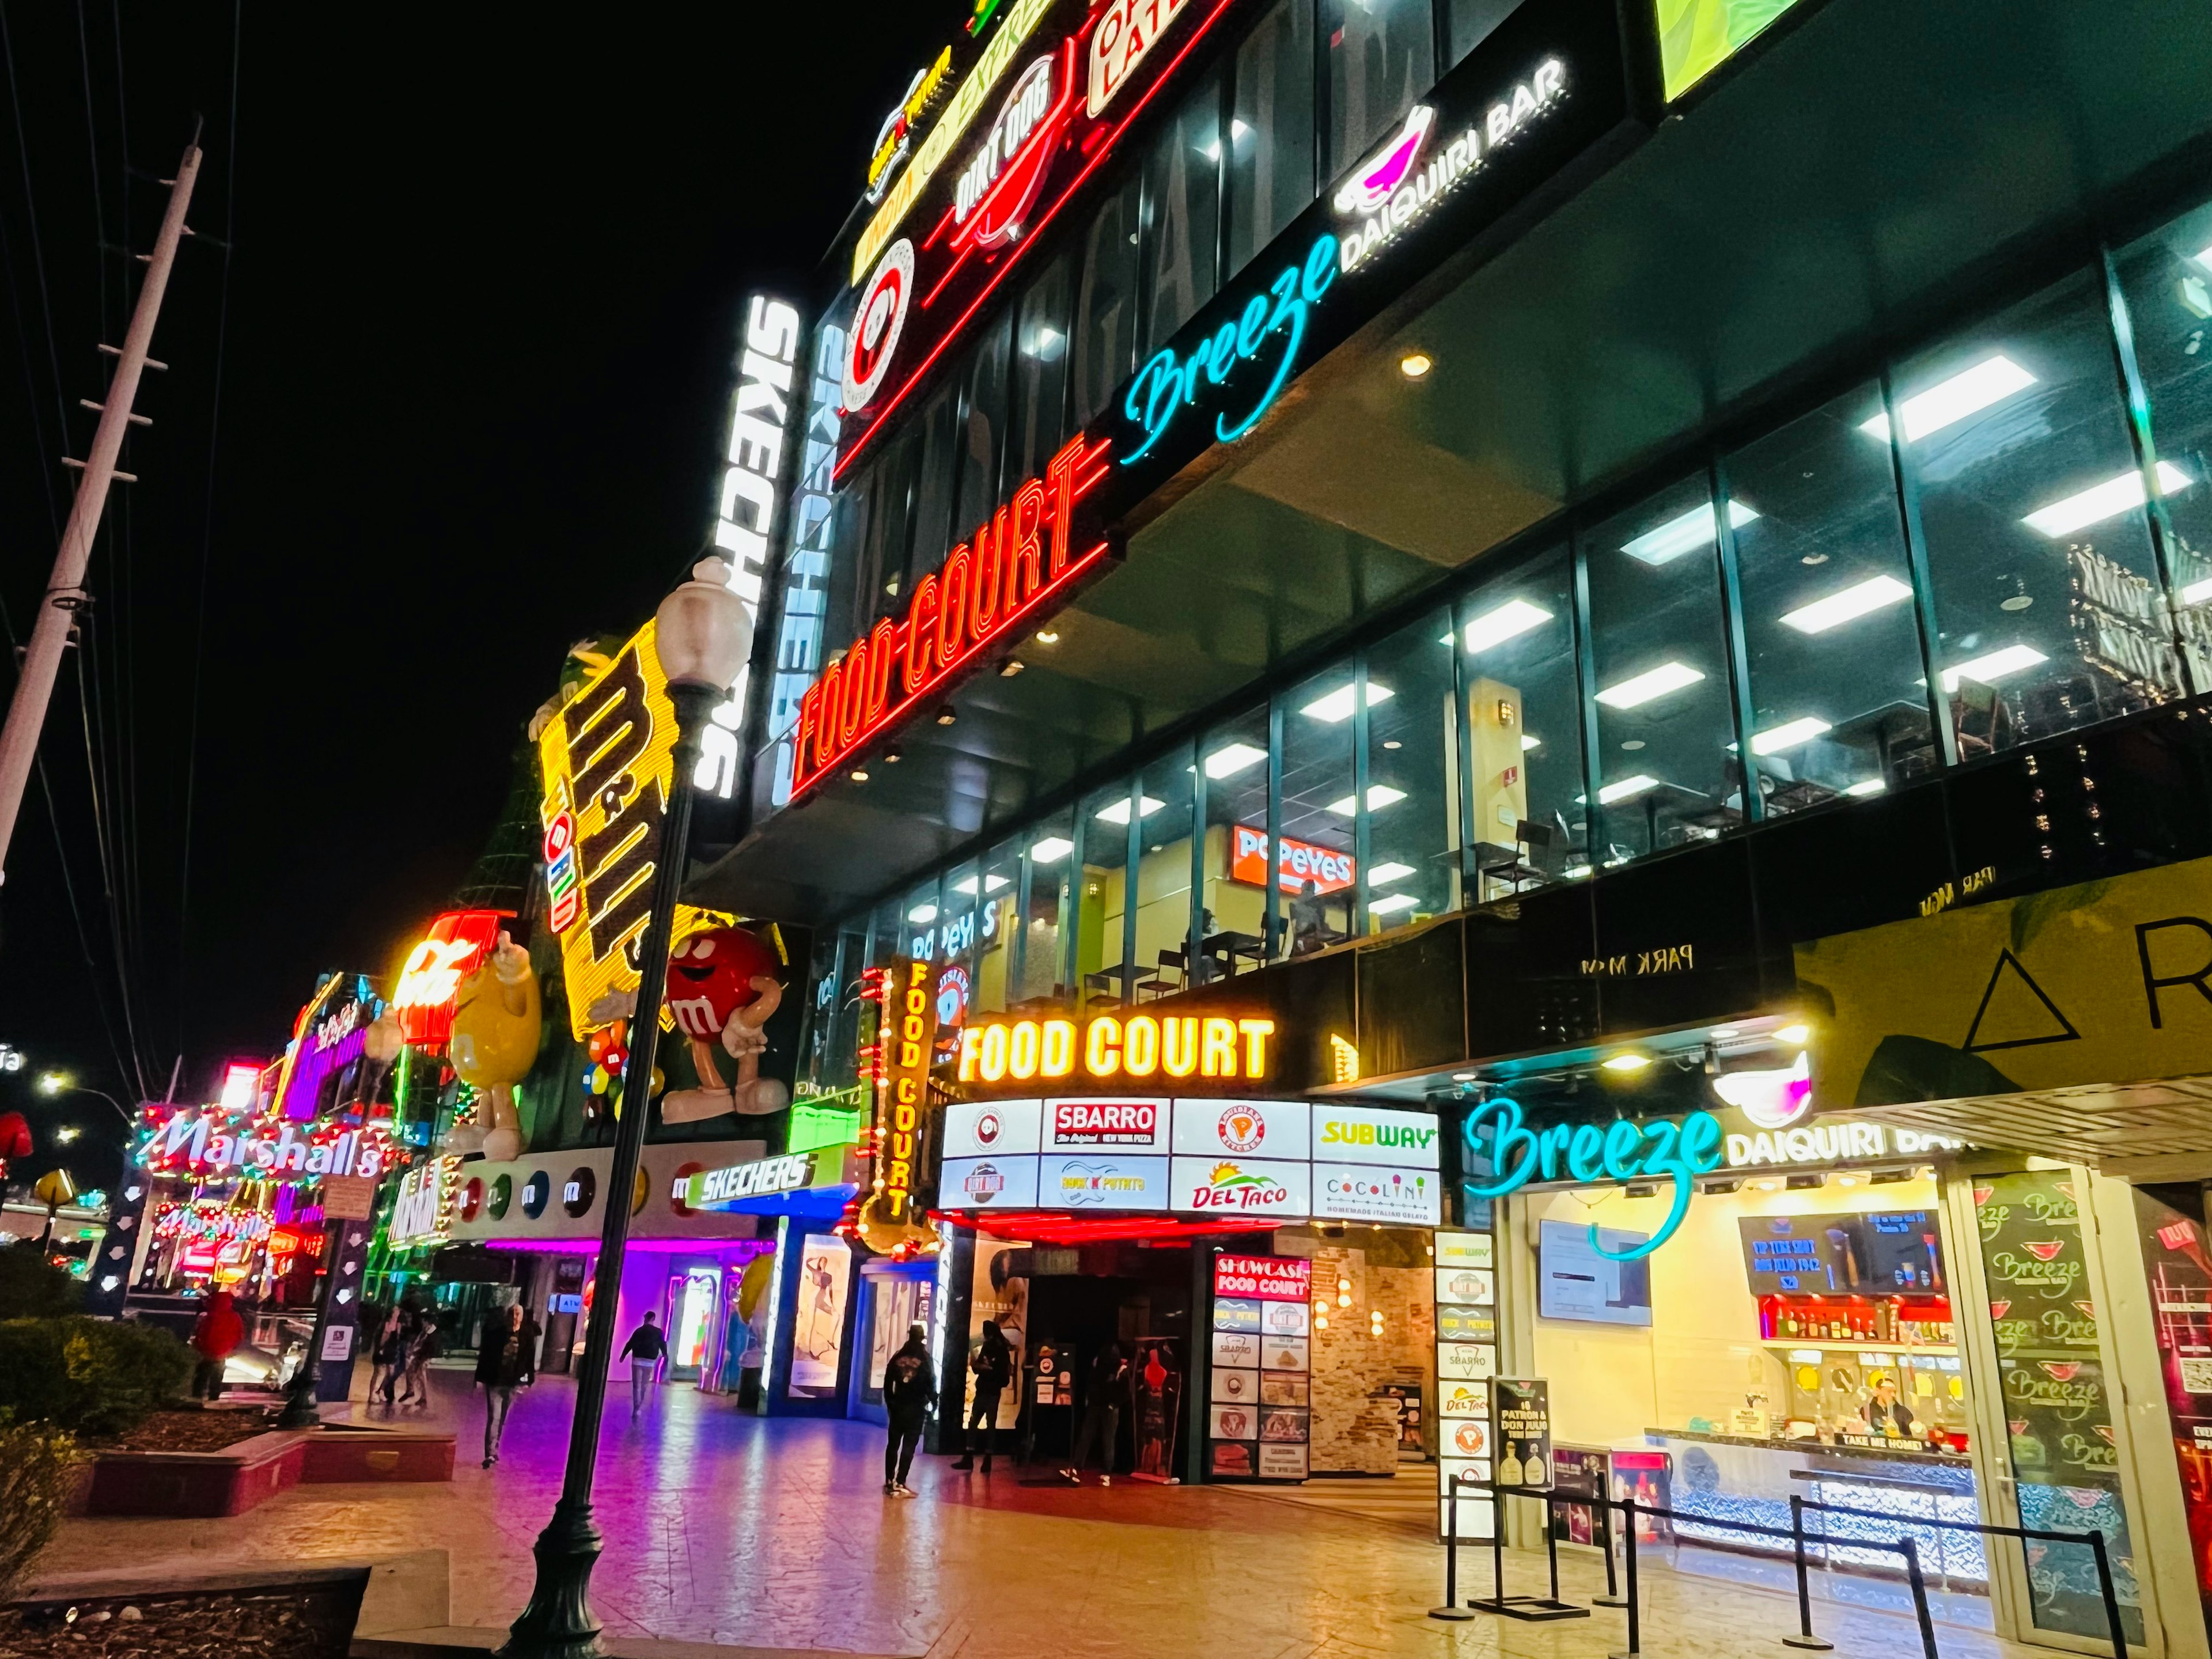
(480, 1236, 776, 1257)
(281, 1027, 367, 1122)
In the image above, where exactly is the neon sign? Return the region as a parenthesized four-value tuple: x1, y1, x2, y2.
(958, 1012, 1276, 1084)
(952, 46, 1074, 251)
(867, 48, 954, 204)
(1089, 0, 1192, 117)
(1122, 234, 1339, 465)
(135, 1105, 399, 1184)
(790, 433, 1111, 796)
(872, 959, 939, 1226)
(393, 911, 505, 1048)
(1463, 1096, 1722, 1260)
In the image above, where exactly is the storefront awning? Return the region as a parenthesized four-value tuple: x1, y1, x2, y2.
(1852, 1075, 2212, 1170)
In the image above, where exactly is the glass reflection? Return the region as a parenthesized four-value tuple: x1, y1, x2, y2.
(1459, 548, 1586, 892)
(1363, 609, 1459, 931)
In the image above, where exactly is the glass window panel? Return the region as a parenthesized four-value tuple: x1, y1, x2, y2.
(1020, 809, 1077, 1007)
(938, 857, 980, 1041)
(1196, 706, 1272, 987)
(1584, 478, 1743, 862)
(862, 430, 918, 620)
(1459, 547, 1587, 893)
(1363, 609, 1459, 933)
(1323, 0, 1435, 179)
(1077, 779, 1139, 1005)
(968, 840, 1022, 1018)
(1130, 744, 1199, 998)
(824, 922, 869, 1089)
(906, 371, 964, 590)
(2113, 200, 2212, 690)
(1009, 255, 1072, 489)
(1728, 385, 1938, 813)
(900, 876, 945, 965)
(1227, 0, 1316, 279)
(1899, 270, 2181, 756)
(1142, 73, 1223, 354)
(1278, 664, 1357, 958)
(869, 899, 904, 972)
(954, 316, 1012, 544)
(825, 463, 873, 650)
(1073, 174, 1144, 428)
(1446, 0, 1519, 64)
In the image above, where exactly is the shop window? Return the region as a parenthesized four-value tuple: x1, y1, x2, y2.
(1227, 0, 1316, 280)
(867, 899, 904, 974)
(1129, 744, 1199, 1000)
(938, 858, 980, 1041)
(1727, 385, 1940, 812)
(1195, 705, 1273, 988)
(823, 463, 873, 659)
(2112, 199, 2212, 691)
(1018, 809, 1077, 1006)
(1458, 546, 1586, 893)
(1323, 0, 1435, 180)
(1582, 478, 1743, 862)
(1007, 255, 1073, 491)
(1898, 270, 2181, 757)
(899, 876, 945, 966)
(953, 315, 1012, 546)
(1277, 663, 1358, 959)
(1076, 778, 1139, 1005)
(906, 369, 964, 590)
(963, 840, 1022, 1018)
(1142, 72, 1224, 355)
(1362, 608, 1459, 933)
(1072, 174, 1144, 429)
(860, 426, 919, 621)
(1446, 0, 1520, 65)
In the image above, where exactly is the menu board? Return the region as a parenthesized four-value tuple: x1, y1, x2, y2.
(1208, 1252, 1308, 1483)
(1738, 1209, 1940, 1296)
(2132, 1187, 2212, 1644)
(1435, 1228, 1498, 1540)
(1973, 1171, 2143, 1645)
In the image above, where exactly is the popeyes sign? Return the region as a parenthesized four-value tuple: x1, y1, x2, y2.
(793, 434, 1112, 797)
(1230, 825, 1354, 896)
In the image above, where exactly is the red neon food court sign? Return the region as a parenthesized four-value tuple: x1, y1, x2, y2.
(791, 433, 1111, 797)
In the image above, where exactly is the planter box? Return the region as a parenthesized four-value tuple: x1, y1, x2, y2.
(301, 1425, 454, 1484)
(7, 1563, 370, 1659)
(85, 1428, 309, 1518)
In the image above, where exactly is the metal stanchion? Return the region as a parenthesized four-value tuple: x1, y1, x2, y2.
(1592, 1495, 1627, 1609)
(1783, 1493, 1834, 1650)
(1899, 1537, 1939, 1659)
(2088, 1527, 2129, 1659)
(1465, 1490, 1589, 1620)
(1608, 1497, 1642, 1659)
(1430, 1473, 1476, 1622)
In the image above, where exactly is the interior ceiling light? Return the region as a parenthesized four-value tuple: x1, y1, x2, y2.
(935, 705, 957, 725)
(1400, 351, 1434, 378)
(950, 874, 1012, 897)
(1751, 716, 1833, 755)
(907, 903, 938, 924)
(1369, 893, 1419, 915)
(1774, 1022, 1810, 1046)
(1036, 630, 1060, 643)
(1940, 643, 2046, 692)
(1301, 681, 1395, 722)
(1780, 573, 1914, 634)
(1596, 774, 1658, 805)
(1327, 784, 1406, 815)
(1596, 660, 1705, 709)
(1861, 354, 2037, 443)
(1093, 795, 1164, 825)
(1203, 741, 1267, 779)
(2184, 577, 2212, 605)
(1845, 778, 1887, 796)
(1521, 734, 1541, 751)
(1620, 500, 1758, 567)
(1462, 597, 1552, 653)
(1368, 861, 1416, 884)
(849, 768, 870, 782)
(999, 658, 1027, 677)
(2196, 243, 2212, 269)
(2022, 461, 2191, 537)
(1030, 836, 1073, 862)
(1601, 1052, 1651, 1072)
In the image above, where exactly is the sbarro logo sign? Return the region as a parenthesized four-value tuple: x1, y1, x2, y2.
(1050, 1096, 1165, 1147)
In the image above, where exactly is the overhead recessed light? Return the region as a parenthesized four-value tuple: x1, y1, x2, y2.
(1595, 774, 1658, 805)
(2022, 461, 2191, 537)
(1031, 836, 1073, 862)
(1205, 742, 1267, 779)
(882, 747, 903, 763)
(1601, 1052, 1651, 1073)
(1036, 630, 1060, 644)
(1368, 861, 1416, 884)
(1093, 795, 1164, 824)
(1596, 660, 1705, 709)
(1845, 778, 1887, 797)
(849, 768, 870, 782)
(1620, 500, 1759, 567)
(1400, 351, 1433, 378)
(1369, 893, 1419, 915)
(1000, 658, 1027, 677)
(1940, 643, 2046, 692)
(1452, 1071, 1478, 1082)
(1779, 573, 1914, 634)
(1861, 354, 2037, 442)
(907, 903, 939, 924)
(2184, 577, 2212, 605)
(1462, 597, 1552, 652)
(1231, 118, 1251, 139)
(1301, 681, 1395, 722)
(1751, 717, 1833, 755)
(1326, 785, 1407, 814)
(951, 876, 980, 896)
(935, 704, 957, 725)
(1382, 738, 1402, 750)
(1774, 1022, 1809, 1046)
(1709, 1027, 1740, 1039)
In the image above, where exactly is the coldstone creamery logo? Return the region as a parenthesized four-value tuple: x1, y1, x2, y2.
(1191, 1161, 1290, 1211)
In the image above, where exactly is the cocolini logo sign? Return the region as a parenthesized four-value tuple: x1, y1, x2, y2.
(1463, 1097, 1723, 1260)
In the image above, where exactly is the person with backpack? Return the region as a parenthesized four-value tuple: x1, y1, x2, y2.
(952, 1320, 1013, 1473)
(881, 1322, 937, 1497)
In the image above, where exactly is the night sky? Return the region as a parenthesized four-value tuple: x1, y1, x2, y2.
(0, 5, 950, 1187)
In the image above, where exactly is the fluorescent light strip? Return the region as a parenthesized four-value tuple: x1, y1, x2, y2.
(1369, 893, 1419, 916)
(1596, 775, 1659, 805)
(1780, 573, 1914, 635)
(1030, 836, 1073, 862)
(1326, 785, 1407, 815)
(1521, 734, 1542, 751)
(2022, 461, 2191, 537)
(1596, 660, 1705, 709)
(1844, 779, 1887, 797)
(1368, 862, 1416, 884)
(952, 874, 1012, 896)
(2183, 577, 2212, 606)
(1620, 501, 1759, 567)
(1751, 717, 1832, 756)
(1860, 354, 2036, 443)
(1940, 644, 2046, 692)
(1301, 681, 1395, 722)
(1093, 796, 1164, 825)
(907, 904, 939, 924)
(1203, 742, 1267, 779)
(1462, 598, 1552, 652)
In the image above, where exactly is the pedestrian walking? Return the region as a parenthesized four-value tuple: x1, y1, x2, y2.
(618, 1311, 667, 1419)
(188, 1289, 243, 1400)
(474, 1302, 539, 1468)
(372, 1308, 413, 1407)
(882, 1321, 936, 1497)
(1061, 1339, 1129, 1485)
(398, 1308, 442, 1408)
(952, 1319, 1012, 1472)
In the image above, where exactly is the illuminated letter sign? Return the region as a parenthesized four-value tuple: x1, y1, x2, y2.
(843, 240, 915, 413)
(393, 911, 506, 1048)
(874, 958, 941, 1224)
(1089, 0, 1192, 118)
(1229, 825, 1354, 895)
(952, 46, 1075, 252)
(1462, 1097, 1723, 1260)
(867, 48, 955, 204)
(960, 1011, 1275, 1085)
(789, 433, 1112, 797)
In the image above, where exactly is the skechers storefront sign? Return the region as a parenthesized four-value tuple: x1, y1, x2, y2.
(1097, 0, 1626, 517)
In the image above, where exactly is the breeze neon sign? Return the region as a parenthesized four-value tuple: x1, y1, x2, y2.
(959, 1012, 1276, 1084)
(1463, 1096, 1722, 1260)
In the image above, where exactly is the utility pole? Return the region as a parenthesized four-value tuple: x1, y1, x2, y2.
(0, 132, 202, 883)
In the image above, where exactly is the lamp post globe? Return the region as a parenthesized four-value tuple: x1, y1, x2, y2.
(654, 557, 752, 692)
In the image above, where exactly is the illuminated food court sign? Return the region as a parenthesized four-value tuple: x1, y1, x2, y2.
(957, 1009, 1277, 1084)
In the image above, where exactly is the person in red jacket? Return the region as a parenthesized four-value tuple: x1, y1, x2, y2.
(190, 1289, 244, 1400)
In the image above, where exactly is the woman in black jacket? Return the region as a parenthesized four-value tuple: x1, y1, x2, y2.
(474, 1302, 539, 1468)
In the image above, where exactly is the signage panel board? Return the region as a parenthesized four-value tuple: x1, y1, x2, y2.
(1039, 1153, 1171, 1210)
(943, 1097, 1044, 1159)
(1313, 1162, 1441, 1225)
(1170, 1099, 1311, 1161)
(940, 1154, 1041, 1210)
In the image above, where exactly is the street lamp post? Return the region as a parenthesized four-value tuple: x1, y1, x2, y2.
(501, 559, 753, 1659)
(38, 1074, 134, 1129)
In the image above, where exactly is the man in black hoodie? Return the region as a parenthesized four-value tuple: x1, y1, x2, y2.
(882, 1321, 937, 1497)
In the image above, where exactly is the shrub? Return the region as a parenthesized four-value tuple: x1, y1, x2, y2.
(0, 1316, 194, 1436)
(0, 1411, 75, 1600)
(0, 1248, 82, 1319)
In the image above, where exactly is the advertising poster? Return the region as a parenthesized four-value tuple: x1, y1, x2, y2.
(966, 1237, 1029, 1429)
(1435, 1265, 1495, 1305)
(1214, 1254, 1312, 1302)
(1260, 1299, 1310, 1338)
(1493, 1378, 1551, 1490)
(1377, 1382, 1426, 1458)
(1211, 1252, 1309, 1484)
(1437, 1230, 1495, 1270)
(2134, 1187, 2212, 1638)
(1611, 1450, 1674, 1543)
(1550, 1446, 1612, 1544)
(1440, 1378, 1490, 1419)
(1213, 1368, 1262, 1405)
(790, 1233, 851, 1396)
(1211, 1330, 1261, 1369)
(1132, 1336, 1182, 1482)
(1313, 1163, 1441, 1225)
